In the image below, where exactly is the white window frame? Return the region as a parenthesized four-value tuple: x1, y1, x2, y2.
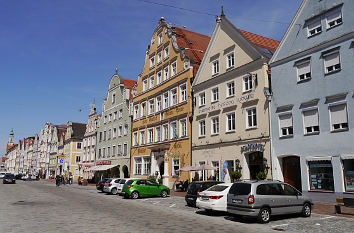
(170, 87, 178, 106)
(147, 128, 154, 144)
(211, 87, 219, 103)
(133, 132, 138, 146)
(246, 107, 257, 129)
(119, 109, 123, 118)
(323, 50, 341, 74)
(118, 125, 122, 137)
(118, 144, 122, 156)
(140, 130, 146, 145)
(296, 59, 311, 82)
(171, 61, 177, 77)
(157, 51, 162, 64)
(134, 157, 142, 175)
(170, 121, 177, 139)
(113, 127, 117, 138)
(155, 126, 161, 143)
(156, 95, 162, 112)
(199, 92, 206, 107)
(124, 124, 128, 136)
(163, 66, 169, 81)
(162, 124, 169, 141)
(307, 19, 322, 37)
(164, 46, 169, 59)
(326, 10, 342, 29)
(149, 75, 154, 89)
(212, 59, 219, 75)
(163, 92, 169, 109)
(140, 102, 146, 118)
(179, 118, 187, 138)
(143, 79, 148, 92)
(243, 75, 253, 92)
(179, 83, 187, 103)
(278, 112, 294, 137)
(150, 56, 155, 68)
(329, 102, 348, 132)
(302, 108, 320, 135)
(226, 112, 236, 132)
(226, 52, 235, 69)
(211, 116, 220, 135)
(226, 81, 235, 97)
(133, 104, 139, 120)
(123, 143, 128, 156)
(148, 98, 155, 115)
(156, 71, 162, 85)
(199, 120, 206, 137)
(158, 32, 163, 45)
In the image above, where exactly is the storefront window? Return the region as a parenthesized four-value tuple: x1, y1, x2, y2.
(343, 159, 354, 192)
(309, 161, 334, 191)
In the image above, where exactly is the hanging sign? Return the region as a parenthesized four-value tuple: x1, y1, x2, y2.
(241, 143, 265, 153)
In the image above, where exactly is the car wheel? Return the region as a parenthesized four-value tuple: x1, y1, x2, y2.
(131, 191, 139, 199)
(302, 203, 311, 217)
(258, 208, 271, 224)
(111, 188, 118, 195)
(160, 190, 168, 198)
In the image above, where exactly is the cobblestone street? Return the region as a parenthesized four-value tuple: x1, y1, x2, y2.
(0, 181, 353, 233)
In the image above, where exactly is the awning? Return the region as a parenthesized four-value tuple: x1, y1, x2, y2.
(340, 154, 354, 160)
(306, 156, 332, 161)
(91, 164, 118, 171)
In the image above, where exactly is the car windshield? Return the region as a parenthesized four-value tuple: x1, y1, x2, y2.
(4, 174, 14, 178)
(206, 185, 229, 192)
(124, 180, 134, 186)
(119, 179, 126, 184)
(105, 179, 112, 183)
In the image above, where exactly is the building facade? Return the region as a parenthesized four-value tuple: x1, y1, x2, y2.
(95, 72, 136, 179)
(82, 104, 99, 180)
(130, 17, 210, 187)
(192, 14, 279, 181)
(269, 0, 354, 200)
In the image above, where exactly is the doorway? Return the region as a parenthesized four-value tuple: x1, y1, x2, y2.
(248, 152, 264, 180)
(159, 162, 164, 178)
(122, 165, 129, 178)
(282, 156, 302, 191)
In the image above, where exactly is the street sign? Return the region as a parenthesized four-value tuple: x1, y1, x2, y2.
(59, 158, 64, 164)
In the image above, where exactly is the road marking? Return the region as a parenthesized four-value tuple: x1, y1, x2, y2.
(320, 216, 336, 220)
(315, 223, 321, 226)
(271, 224, 288, 228)
(169, 204, 176, 208)
(152, 201, 160, 205)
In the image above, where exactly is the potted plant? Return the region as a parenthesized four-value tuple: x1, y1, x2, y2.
(230, 170, 242, 182)
(256, 171, 267, 180)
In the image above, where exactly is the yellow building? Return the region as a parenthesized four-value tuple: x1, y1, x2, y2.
(63, 121, 86, 181)
(130, 17, 210, 188)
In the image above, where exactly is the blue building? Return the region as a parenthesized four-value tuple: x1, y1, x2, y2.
(269, 0, 354, 201)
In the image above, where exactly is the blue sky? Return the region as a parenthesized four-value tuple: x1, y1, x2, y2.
(0, 0, 302, 155)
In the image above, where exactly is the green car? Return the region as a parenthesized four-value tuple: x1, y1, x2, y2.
(122, 179, 170, 199)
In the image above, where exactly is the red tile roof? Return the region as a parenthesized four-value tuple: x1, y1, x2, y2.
(6, 144, 17, 154)
(238, 29, 279, 51)
(175, 27, 211, 76)
(2, 157, 6, 162)
(124, 79, 137, 99)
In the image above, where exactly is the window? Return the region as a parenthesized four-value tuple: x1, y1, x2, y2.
(324, 50, 341, 74)
(243, 75, 253, 92)
(199, 92, 205, 106)
(279, 113, 293, 137)
(156, 96, 162, 112)
(170, 121, 177, 139)
(227, 52, 235, 69)
(113, 111, 117, 120)
(226, 113, 236, 132)
(343, 159, 354, 191)
(179, 118, 187, 138)
(171, 88, 178, 106)
(103, 131, 107, 140)
(77, 142, 81, 149)
(211, 87, 219, 102)
(112, 94, 116, 104)
(119, 109, 123, 118)
(124, 124, 128, 136)
(133, 132, 138, 146)
(112, 146, 116, 157)
(212, 60, 219, 75)
(162, 124, 168, 141)
(179, 83, 187, 103)
(148, 99, 155, 115)
(163, 92, 169, 109)
(150, 56, 155, 68)
(296, 60, 311, 82)
(303, 108, 320, 135)
(149, 75, 154, 89)
(307, 19, 322, 37)
(133, 105, 139, 120)
(147, 128, 154, 144)
(76, 156, 81, 163)
(107, 147, 110, 157)
(104, 116, 107, 124)
(164, 46, 169, 59)
(156, 71, 162, 85)
(143, 79, 148, 91)
(158, 32, 163, 45)
(212, 161, 220, 181)
(108, 129, 112, 139)
(99, 132, 102, 142)
(140, 130, 146, 145)
(329, 103, 348, 131)
(326, 10, 342, 29)
(199, 120, 206, 137)
(155, 126, 161, 142)
(113, 127, 117, 138)
(109, 114, 112, 122)
(157, 51, 162, 64)
(246, 108, 257, 128)
(172, 158, 180, 176)
(118, 144, 122, 155)
(171, 61, 177, 76)
(123, 143, 128, 156)
(98, 149, 101, 158)
(163, 66, 169, 81)
(118, 125, 122, 137)
(211, 117, 219, 135)
(227, 82, 235, 97)
(103, 148, 106, 157)
(141, 102, 146, 117)
(309, 161, 334, 191)
(135, 158, 142, 175)
(144, 157, 151, 175)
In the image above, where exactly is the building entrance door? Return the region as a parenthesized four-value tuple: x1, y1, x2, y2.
(282, 156, 302, 191)
(159, 162, 164, 179)
(249, 152, 263, 180)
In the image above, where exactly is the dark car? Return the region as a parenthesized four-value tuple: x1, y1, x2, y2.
(96, 178, 110, 192)
(185, 180, 223, 206)
(15, 174, 24, 180)
(3, 174, 16, 184)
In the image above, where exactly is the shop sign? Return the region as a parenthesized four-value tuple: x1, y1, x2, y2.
(198, 100, 235, 114)
(238, 94, 254, 103)
(58, 154, 66, 158)
(96, 160, 111, 165)
(241, 143, 265, 153)
(138, 148, 146, 153)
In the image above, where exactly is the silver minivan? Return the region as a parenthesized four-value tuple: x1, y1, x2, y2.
(227, 180, 313, 223)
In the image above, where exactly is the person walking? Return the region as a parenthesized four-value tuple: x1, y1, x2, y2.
(55, 175, 60, 187)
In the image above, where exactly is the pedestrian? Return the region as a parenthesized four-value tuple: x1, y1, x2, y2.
(55, 175, 60, 187)
(69, 173, 73, 185)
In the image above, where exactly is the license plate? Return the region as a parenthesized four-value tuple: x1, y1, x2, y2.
(201, 196, 209, 200)
(232, 199, 242, 204)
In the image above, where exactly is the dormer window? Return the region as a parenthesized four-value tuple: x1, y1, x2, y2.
(326, 10, 342, 29)
(158, 32, 163, 45)
(307, 19, 322, 37)
(226, 52, 235, 69)
(164, 46, 169, 59)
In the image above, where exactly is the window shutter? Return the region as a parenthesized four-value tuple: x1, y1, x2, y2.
(303, 109, 318, 127)
(327, 11, 341, 22)
(279, 114, 292, 128)
(308, 20, 321, 30)
(330, 104, 347, 124)
(324, 52, 339, 67)
(297, 61, 310, 76)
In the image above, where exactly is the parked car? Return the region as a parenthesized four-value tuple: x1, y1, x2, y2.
(103, 178, 121, 194)
(15, 174, 24, 180)
(196, 183, 233, 212)
(3, 173, 16, 184)
(227, 180, 313, 223)
(0, 172, 6, 179)
(116, 178, 138, 195)
(185, 181, 224, 207)
(96, 178, 110, 192)
(122, 179, 170, 199)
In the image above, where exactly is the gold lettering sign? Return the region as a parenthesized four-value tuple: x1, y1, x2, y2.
(138, 148, 146, 153)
